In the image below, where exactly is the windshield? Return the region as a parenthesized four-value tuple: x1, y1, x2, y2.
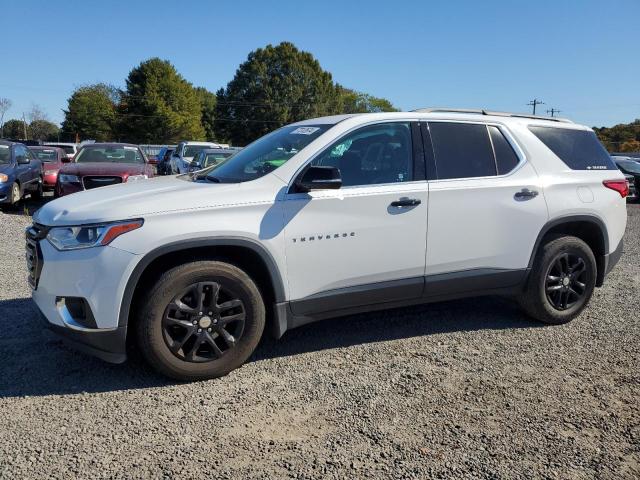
(184, 145, 212, 158)
(618, 160, 640, 174)
(75, 146, 144, 164)
(0, 145, 9, 164)
(32, 149, 58, 162)
(46, 145, 74, 154)
(202, 152, 232, 168)
(204, 125, 330, 182)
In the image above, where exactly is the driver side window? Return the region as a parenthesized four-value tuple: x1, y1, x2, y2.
(311, 122, 413, 187)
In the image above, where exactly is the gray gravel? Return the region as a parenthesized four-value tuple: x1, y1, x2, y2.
(0, 196, 638, 479)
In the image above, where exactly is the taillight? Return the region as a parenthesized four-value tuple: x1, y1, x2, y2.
(603, 179, 629, 198)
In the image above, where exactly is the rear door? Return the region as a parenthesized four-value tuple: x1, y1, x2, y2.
(424, 121, 548, 289)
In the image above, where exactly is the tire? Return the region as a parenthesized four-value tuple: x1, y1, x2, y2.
(136, 260, 265, 381)
(519, 235, 597, 325)
(9, 182, 21, 206)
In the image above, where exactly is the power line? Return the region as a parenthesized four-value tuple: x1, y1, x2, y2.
(546, 108, 561, 117)
(527, 98, 545, 115)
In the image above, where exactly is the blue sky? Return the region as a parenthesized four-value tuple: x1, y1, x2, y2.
(2, 0, 639, 128)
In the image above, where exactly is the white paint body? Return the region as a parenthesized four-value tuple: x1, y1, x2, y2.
(32, 112, 627, 331)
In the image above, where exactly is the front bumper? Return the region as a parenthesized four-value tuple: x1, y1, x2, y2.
(43, 173, 58, 189)
(57, 181, 83, 196)
(31, 236, 141, 363)
(0, 182, 11, 203)
(36, 306, 128, 363)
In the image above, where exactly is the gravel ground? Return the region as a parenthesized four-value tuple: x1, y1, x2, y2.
(0, 196, 638, 479)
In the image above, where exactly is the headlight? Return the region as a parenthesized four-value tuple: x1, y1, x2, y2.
(126, 175, 148, 182)
(47, 219, 143, 251)
(0, 174, 7, 183)
(44, 170, 58, 176)
(59, 174, 80, 183)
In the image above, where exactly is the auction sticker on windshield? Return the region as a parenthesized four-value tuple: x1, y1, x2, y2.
(290, 127, 320, 135)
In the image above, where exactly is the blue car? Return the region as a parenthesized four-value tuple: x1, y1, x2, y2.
(0, 140, 43, 207)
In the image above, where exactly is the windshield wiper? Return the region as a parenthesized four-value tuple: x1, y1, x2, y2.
(191, 172, 220, 182)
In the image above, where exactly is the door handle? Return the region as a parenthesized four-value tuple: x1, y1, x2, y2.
(514, 188, 539, 199)
(390, 198, 421, 207)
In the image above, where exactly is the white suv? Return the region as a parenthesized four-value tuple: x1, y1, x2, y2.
(170, 141, 221, 174)
(28, 110, 628, 380)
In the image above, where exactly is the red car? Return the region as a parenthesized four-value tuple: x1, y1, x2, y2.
(56, 143, 154, 197)
(29, 146, 68, 191)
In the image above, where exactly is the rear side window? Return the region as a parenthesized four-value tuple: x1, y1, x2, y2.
(529, 126, 616, 170)
(429, 123, 496, 179)
(488, 126, 519, 174)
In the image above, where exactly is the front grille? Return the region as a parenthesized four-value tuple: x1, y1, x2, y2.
(82, 176, 123, 190)
(25, 223, 49, 289)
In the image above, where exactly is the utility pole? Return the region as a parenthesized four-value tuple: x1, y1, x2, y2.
(546, 108, 561, 117)
(527, 98, 545, 115)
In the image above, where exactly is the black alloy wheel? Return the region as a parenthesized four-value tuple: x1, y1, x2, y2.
(162, 281, 246, 363)
(544, 252, 590, 311)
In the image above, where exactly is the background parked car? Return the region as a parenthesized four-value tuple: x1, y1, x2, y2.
(613, 156, 640, 202)
(155, 146, 175, 175)
(43, 142, 78, 161)
(0, 140, 43, 206)
(29, 146, 68, 193)
(170, 141, 221, 174)
(187, 148, 237, 172)
(56, 143, 153, 197)
(624, 173, 637, 200)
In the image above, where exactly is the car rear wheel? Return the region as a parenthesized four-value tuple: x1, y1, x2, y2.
(136, 260, 265, 381)
(519, 235, 596, 324)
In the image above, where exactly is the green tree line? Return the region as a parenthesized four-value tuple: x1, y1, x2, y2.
(594, 119, 640, 153)
(29, 42, 396, 146)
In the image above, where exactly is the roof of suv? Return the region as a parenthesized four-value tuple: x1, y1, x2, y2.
(292, 110, 590, 131)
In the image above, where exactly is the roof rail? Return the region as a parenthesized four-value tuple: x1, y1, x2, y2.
(410, 107, 573, 123)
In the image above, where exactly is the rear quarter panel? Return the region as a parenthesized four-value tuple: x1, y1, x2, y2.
(515, 123, 627, 253)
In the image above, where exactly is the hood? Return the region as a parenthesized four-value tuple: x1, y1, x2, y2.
(0, 163, 12, 174)
(60, 162, 147, 177)
(33, 174, 285, 226)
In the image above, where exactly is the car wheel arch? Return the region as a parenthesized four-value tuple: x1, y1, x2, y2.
(527, 215, 609, 286)
(118, 238, 286, 330)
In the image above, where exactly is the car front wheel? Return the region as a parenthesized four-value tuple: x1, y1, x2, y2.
(519, 235, 597, 324)
(9, 182, 21, 205)
(136, 260, 265, 380)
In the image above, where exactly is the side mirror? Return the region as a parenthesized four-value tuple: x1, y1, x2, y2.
(296, 166, 342, 192)
(17, 155, 30, 164)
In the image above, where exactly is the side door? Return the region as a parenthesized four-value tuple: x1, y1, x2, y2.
(25, 147, 41, 185)
(283, 121, 429, 316)
(13, 145, 32, 189)
(423, 121, 548, 292)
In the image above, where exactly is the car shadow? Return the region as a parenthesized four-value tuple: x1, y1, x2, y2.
(0, 296, 540, 399)
(0, 192, 53, 216)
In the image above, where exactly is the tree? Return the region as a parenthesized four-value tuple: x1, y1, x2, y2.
(215, 42, 342, 145)
(119, 58, 205, 143)
(29, 120, 59, 141)
(26, 104, 48, 124)
(194, 87, 217, 141)
(0, 98, 11, 138)
(594, 119, 640, 152)
(61, 84, 119, 142)
(337, 87, 398, 114)
(2, 119, 27, 139)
